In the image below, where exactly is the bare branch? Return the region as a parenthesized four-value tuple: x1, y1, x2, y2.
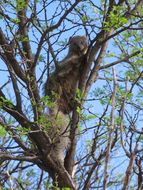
(0, 153, 39, 162)
(99, 50, 141, 70)
(32, 0, 81, 69)
(0, 28, 26, 82)
(103, 67, 117, 190)
(122, 145, 138, 190)
(17, 0, 33, 66)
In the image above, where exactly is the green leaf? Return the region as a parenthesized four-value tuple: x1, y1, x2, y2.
(0, 97, 14, 108)
(104, 5, 128, 30)
(75, 88, 84, 103)
(81, 15, 88, 23)
(41, 95, 56, 108)
(0, 125, 6, 137)
(10, 18, 20, 24)
(16, 0, 27, 11)
(17, 127, 30, 135)
(38, 55, 45, 62)
(76, 106, 81, 114)
(21, 36, 28, 42)
(82, 114, 97, 121)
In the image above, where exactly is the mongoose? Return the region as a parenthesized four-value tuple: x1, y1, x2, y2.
(44, 35, 88, 163)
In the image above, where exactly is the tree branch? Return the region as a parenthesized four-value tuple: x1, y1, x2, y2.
(0, 153, 39, 162)
(103, 67, 117, 190)
(0, 28, 26, 82)
(99, 50, 141, 70)
(32, 0, 82, 69)
(17, 0, 33, 66)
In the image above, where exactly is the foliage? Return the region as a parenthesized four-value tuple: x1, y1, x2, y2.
(0, 0, 143, 190)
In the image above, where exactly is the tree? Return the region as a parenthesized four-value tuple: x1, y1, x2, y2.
(0, 0, 143, 189)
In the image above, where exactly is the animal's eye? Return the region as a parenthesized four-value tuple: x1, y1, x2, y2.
(73, 43, 78, 47)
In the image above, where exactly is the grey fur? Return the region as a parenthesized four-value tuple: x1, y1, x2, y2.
(45, 36, 88, 163)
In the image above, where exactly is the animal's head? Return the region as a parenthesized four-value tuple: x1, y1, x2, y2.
(69, 35, 88, 55)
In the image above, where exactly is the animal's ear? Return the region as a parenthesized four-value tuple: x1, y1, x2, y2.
(82, 35, 88, 41)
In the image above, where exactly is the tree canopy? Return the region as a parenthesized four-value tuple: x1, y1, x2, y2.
(0, 0, 143, 189)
